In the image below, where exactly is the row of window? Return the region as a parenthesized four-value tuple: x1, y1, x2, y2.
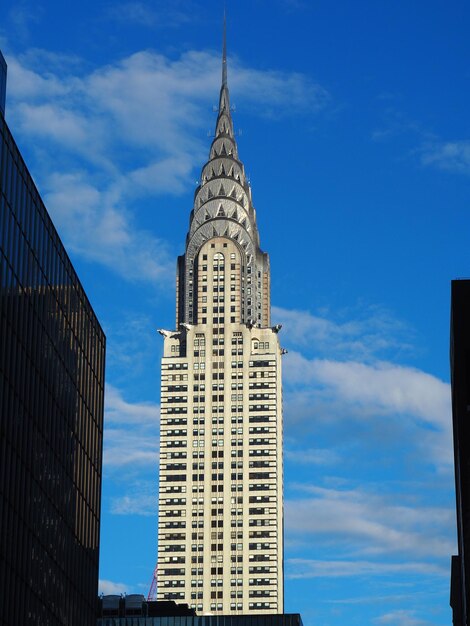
(161, 412, 276, 424)
(170, 343, 272, 357)
(182, 393, 276, 402)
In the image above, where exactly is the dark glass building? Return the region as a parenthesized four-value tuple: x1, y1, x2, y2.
(97, 596, 302, 626)
(0, 52, 6, 118)
(0, 53, 106, 626)
(450, 279, 470, 626)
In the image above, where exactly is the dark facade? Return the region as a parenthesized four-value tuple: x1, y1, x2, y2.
(450, 279, 470, 626)
(0, 55, 106, 626)
(0, 52, 6, 118)
(97, 596, 302, 626)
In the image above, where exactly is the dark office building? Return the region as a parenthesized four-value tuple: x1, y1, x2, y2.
(0, 53, 106, 626)
(0, 52, 6, 118)
(450, 279, 470, 626)
(97, 596, 303, 626)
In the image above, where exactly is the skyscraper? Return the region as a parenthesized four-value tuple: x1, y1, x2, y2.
(157, 28, 284, 616)
(450, 279, 470, 626)
(0, 52, 6, 118)
(0, 51, 105, 626)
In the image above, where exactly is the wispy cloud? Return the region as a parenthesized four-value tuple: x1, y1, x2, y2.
(285, 484, 455, 558)
(371, 107, 425, 143)
(98, 579, 129, 595)
(421, 140, 470, 175)
(282, 351, 452, 475)
(285, 446, 339, 465)
(374, 609, 434, 626)
(105, 313, 159, 381)
(278, 302, 454, 604)
(44, 172, 174, 283)
(372, 104, 470, 178)
(230, 63, 329, 117)
(284, 353, 450, 430)
(106, 385, 160, 426)
(273, 305, 412, 361)
(104, 385, 160, 468)
(106, 1, 193, 28)
(6, 3, 43, 43)
(5, 48, 328, 283)
(102, 387, 159, 516)
(110, 480, 157, 516)
(285, 558, 447, 579)
(330, 593, 428, 606)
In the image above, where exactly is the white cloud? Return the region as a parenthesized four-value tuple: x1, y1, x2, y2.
(276, 305, 452, 470)
(230, 62, 329, 116)
(421, 140, 470, 175)
(283, 352, 450, 431)
(273, 305, 411, 360)
(16, 101, 91, 146)
(106, 1, 192, 28)
(104, 385, 160, 468)
(285, 485, 455, 558)
(285, 447, 339, 465)
(6, 55, 73, 99)
(110, 481, 157, 516)
(285, 558, 446, 579)
(98, 579, 128, 595)
(374, 609, 434, 626)
(315, 358, 449, 428)
(4, 47, 328, 283)
(43, 171, 174, 283)
(104, 429, 159, 467)
(105, 384, 160, 426)
(330, 593, 428, 606)
(278, 304, 455, 592)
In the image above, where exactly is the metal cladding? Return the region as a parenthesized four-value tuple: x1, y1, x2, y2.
(178, 45, 270, 328)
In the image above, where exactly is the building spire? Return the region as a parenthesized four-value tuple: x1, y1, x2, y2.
(216, 7, 232, 131)
(179, 13, 270, 331)
(222, 8, 227, 87)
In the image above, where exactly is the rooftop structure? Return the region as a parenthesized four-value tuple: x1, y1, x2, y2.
(97, 597, 301, 626)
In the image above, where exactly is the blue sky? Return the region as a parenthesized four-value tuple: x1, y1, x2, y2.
(2, 1, 469, 624)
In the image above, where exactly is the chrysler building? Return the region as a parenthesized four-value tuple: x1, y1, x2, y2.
(157, 25, 284, 615)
